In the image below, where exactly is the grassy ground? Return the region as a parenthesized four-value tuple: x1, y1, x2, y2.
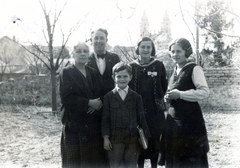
(0, 105, 240, 168)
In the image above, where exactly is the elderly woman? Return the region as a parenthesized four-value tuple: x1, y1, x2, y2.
(59, 42, 108, 168)
(162, 38, 210, 167)
(129, 37, 168, 168)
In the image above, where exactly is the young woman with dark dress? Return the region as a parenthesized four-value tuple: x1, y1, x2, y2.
(129, 37, 168, 168)
(162, 38, 210, 167)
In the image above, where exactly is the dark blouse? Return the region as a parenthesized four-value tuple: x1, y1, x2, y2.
(129, 58, 168, 138)
(129, 58, 168, 101)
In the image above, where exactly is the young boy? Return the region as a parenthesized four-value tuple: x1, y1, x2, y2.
(101, 62, 150, 168)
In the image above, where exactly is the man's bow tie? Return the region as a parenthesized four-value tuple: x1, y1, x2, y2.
(97, 54, 105, 59)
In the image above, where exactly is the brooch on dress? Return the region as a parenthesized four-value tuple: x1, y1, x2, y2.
(147, 71, 157, 77)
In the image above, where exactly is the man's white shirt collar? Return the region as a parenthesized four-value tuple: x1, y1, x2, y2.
(94, 52, 106, 75)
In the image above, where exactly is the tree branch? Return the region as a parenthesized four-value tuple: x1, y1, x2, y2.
(127, 0, 139, 19)
(19, 43, 51, 70)
(178, 0, 196, 45)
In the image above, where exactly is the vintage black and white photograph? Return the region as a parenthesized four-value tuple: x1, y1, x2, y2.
(0, 0, 240, 167)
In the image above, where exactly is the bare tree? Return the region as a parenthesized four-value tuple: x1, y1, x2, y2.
(113, 45, 135, 63)
(116, 0, 140, 19)
(19, 46, 43, 75)
(19, 0, 86, 113)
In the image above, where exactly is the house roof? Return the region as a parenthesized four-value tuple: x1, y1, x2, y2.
(0, 36, 30, 74)
(0, 36, 70, 74)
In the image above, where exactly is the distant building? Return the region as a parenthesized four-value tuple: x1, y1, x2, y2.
(0, 36, 70, 81)
(111, 11, 172, 63)
(0, 36, 30, 81)
(140, 11, 150, 38)
(140, 10, 172, 51)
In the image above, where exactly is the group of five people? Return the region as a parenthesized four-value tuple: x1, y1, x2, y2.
(59, 28, 210, 168)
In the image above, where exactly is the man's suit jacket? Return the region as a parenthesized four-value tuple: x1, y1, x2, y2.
(86, 51, 120, 97)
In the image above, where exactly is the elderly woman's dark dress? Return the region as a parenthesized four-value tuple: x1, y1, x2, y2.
(59, 64, 107, 168)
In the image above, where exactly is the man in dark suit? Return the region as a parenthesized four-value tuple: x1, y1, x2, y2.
(86, 28, 120, 96)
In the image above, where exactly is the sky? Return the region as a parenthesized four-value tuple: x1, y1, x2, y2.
(0, 0, 240, 49)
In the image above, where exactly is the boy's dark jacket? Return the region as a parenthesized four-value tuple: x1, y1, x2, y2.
(101, 87, 151, 143)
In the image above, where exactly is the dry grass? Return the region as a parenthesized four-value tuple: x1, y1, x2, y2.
(204, 110, 240, 168)
(0, 105, 239, 167)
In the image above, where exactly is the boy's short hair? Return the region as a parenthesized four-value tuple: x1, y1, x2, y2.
(112, 62, 132, 76)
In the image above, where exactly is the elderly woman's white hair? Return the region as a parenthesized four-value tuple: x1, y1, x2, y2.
(70, 42, 90, 64)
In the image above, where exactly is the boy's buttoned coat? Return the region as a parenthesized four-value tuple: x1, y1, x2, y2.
(101, 87, 150, 143)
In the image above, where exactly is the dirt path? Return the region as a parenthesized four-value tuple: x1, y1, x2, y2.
(0, 106, 240, 167)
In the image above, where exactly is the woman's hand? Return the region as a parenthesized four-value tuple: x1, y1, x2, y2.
(166, 89, 180, 100)
(87, 98, 102, 114)
(88, 98, 102, 110)
(103, 136, 112, 151)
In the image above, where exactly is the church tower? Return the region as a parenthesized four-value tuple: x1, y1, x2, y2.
(140, 11, 149, 37)
(161, 10, 171, 39)
(138, 10, 171, 50)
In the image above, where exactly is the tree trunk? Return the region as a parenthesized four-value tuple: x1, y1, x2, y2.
(51, 69, 57, 114)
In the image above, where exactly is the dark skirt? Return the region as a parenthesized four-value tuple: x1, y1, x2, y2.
(139, 110, 165, 158)
(161, 114, 209, 168)
(138, 109, 166, 168)
(61, 125, 109, 168)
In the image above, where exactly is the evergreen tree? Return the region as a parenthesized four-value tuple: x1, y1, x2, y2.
(199, 0, 233, 66)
